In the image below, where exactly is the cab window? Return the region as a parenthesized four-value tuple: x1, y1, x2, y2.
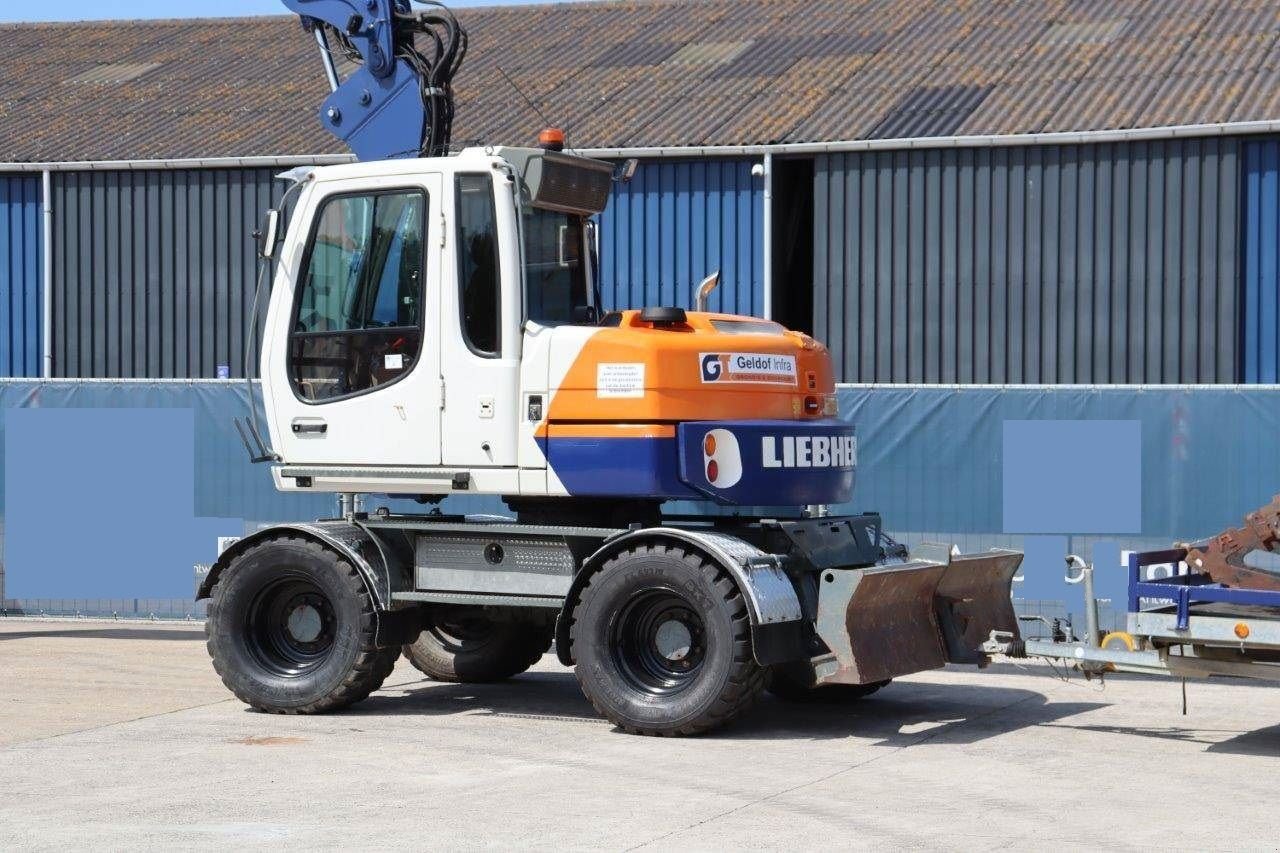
(456, 175, 501, 355)
(523, 207, 589, 325)
(290, 189, 426, 402)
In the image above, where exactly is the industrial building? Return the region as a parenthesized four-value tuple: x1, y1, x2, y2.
(4, 0, 1280, 613)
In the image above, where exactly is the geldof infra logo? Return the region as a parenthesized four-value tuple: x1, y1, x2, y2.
(701, 353, 728, 382)
(700, 352, 797, 385)
(701, 429, 742, 488)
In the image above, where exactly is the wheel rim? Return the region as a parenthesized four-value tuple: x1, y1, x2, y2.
(609, 588, 707, 696)
(245, 573, 337, 678)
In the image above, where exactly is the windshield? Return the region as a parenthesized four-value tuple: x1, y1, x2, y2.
(523, 206, 591, 325)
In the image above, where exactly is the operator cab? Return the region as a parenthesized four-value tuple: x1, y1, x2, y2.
(257, 145, 617, 493)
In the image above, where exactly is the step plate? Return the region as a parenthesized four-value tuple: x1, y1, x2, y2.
(414, 535, 575, 598)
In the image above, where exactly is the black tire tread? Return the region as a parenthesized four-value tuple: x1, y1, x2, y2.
(571, 544, 766, 736)
(403, 620, 550, 683)
(205, 535, 400, 715)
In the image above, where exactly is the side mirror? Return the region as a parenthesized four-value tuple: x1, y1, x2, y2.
(255, 208, 282, 260)
(613, 158, 639, 184)
(694, 271, 721, 312)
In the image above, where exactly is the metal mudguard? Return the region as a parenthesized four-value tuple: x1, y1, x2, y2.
(558, 526, 808, 667)
(196, 520, 419, 647)
(812, 547, 1023, 686)
(197, 521, 397, 605)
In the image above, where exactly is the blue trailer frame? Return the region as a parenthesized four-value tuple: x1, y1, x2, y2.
(985, 547, 1280, 683)
(1127, 548, 1280, 630)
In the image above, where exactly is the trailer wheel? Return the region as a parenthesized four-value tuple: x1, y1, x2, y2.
(767, 667, 890, 703)
(403, 615, 552, 683)
(571, 544, 765, 736)
(205, 536, 400, 714)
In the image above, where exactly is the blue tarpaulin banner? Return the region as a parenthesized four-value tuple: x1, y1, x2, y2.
(2, 381, 1279, 607)
(834, 386, 1280, 541)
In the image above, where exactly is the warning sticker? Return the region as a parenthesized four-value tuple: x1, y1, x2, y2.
(597, 363, 645, 398)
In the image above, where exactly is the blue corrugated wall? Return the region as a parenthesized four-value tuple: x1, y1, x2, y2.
(596, 159, 763, 316)
(817, 141, 1243, 384)
(0, 176, 42, 377)
(49, 168, 294, 378)
(1244, 139, 1280, 382)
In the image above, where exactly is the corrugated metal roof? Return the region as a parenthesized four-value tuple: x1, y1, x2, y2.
(64, 62, 162, 84)
(1233, 65, 1280, 121)
(590, 40, 680, 68)
(1040, 19, 1131, 45)
(663, 41, 753, 66)
(868, 84, 993, 139)
(1, 0, 1279, 161)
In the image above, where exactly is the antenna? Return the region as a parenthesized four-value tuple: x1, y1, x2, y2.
(496, 65, 574, 151)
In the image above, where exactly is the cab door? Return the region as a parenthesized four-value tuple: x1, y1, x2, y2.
(268, 174, 443, 466)
(440, 171, 521, 467)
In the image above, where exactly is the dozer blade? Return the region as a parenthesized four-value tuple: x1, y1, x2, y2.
(812, 549, 1023, 687)
(934, 550, 1024, 664)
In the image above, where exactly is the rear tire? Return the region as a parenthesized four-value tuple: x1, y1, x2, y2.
(205, 536, 399, 714)
(403, 615, 552, 683)
(571, 544, 765, 736)
(767, 666, 890, 704)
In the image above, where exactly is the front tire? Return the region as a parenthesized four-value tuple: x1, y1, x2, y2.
(403, 614, 552, 683)
(571, 544, 765, 736)
(205, 536, 399, 714)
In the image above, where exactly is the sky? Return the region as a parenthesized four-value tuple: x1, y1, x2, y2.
(0, 0, 588, 23)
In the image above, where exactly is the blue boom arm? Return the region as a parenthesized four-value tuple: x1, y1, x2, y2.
(282, 0, 466, 161)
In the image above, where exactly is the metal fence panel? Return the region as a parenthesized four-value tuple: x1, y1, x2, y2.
(597, 159, 763, 316)
(0, 175, 42, 378)
(815, 139, 1242, 383)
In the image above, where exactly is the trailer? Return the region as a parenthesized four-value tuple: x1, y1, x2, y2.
(986, 548, 1280, 683)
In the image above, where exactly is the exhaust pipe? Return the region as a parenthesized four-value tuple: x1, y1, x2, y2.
(694, 271, 721, 312)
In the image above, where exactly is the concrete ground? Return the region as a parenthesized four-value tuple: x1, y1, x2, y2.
(1, 619, 1278, 851)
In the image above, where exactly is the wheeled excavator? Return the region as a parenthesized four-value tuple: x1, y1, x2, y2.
(200, 0, 1023, 735)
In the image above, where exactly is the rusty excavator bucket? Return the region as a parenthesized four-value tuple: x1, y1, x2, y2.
(1184, 495, 1280, 592)
(810, 547, 1024, 687)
